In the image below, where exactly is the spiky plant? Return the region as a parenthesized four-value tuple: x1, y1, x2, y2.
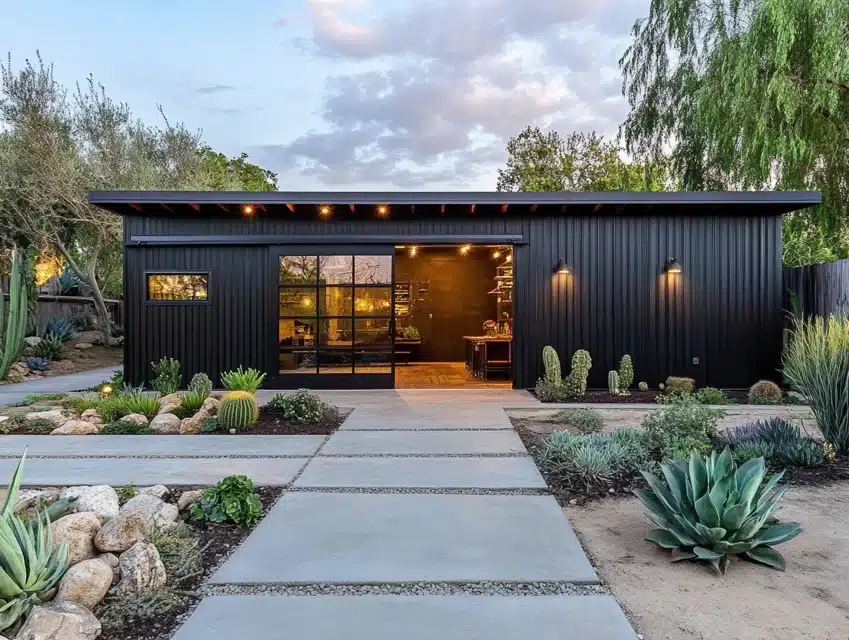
(748, 380, 783, 404)
(776, 440, 825, 468)
(618, 354, 634, 393)
(221, 366, 267, 393)
(634, 448, 801, 575)
(0, 247, 29, 381)
(542, 346, 561, 385)
(219, 391, 259, 430)
(34, 333, 64, 361)
(151, 357, 181, 395)
(563, 349, 592, 398)
(731, 440, 775, 465)
(179, 389, 208, 417)
(44, 317, 77, 343)
(608, 370, 620, 394)
(188, 373, 213, 397)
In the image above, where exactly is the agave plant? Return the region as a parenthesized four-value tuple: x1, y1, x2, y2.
(0, 451, 71, 631)
(634, 447, 801, 575)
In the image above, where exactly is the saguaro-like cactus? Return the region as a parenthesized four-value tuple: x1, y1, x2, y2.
(618, 354, 634, 394)
(0, 248, 29, 380)
(542, 346, 561, 384)
(608, 370, 620, 394)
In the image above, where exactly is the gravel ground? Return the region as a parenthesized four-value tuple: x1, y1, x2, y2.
(201, 581, 608, 597)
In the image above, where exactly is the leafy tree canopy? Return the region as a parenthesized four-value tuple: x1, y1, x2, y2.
(496, 127, 668, 192)
(199, 147, 277, 191)
(620, 0, 849, 266)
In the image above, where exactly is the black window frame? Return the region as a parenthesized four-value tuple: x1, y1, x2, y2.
(144, 270, 212, 305)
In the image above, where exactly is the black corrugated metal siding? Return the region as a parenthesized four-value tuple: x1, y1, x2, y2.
(123, 213, 783, 390)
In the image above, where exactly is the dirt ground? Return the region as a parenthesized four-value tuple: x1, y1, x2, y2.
(568, 483, 849, 640)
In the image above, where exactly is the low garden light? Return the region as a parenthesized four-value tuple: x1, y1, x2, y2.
(100, 384, 113, 399)
(665, 258, 683, 274)
(555, 259, 571, 275)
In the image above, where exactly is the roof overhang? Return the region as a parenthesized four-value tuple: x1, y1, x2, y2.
(88, 190, 822, 219)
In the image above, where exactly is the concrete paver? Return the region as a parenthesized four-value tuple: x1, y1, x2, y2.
(339, 408, 513, 430)
(172, 595, 638, 640)
(293, 456, 547, 489)
(0, 457, 307, 486)
(319, 430, 526, 456)
(210, 493, 598, 584)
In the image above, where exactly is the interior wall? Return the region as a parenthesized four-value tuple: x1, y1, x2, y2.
(395, 247, 497, 361)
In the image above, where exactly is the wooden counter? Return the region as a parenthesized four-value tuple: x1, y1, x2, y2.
(463, 336, 512, 379)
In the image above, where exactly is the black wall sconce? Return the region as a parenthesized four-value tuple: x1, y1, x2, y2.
(555, 259, 571, 275)
(665, 257, 683, 274)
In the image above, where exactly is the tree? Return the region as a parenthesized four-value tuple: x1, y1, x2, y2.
(496, 127, 667, 192)
(620, 0, 849, 266)
(200, 147, 277, 191)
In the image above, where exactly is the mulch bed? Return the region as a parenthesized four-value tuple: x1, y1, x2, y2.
(99, 485, 284, 640)
(532, 389, 799, 405)
(209, 408, 349, 435)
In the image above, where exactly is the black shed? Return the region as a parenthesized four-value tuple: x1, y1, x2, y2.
(90, 190, 820, 391)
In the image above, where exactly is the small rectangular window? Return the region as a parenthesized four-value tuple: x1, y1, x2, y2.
(146, 273, 209, 302)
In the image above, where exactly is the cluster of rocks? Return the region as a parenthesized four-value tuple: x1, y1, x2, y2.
(149, 393, 221, 436)
(7, 484, 204, 640)
(2, 333, 106, 384)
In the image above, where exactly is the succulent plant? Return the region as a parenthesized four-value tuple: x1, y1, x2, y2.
(618, 354, 634, 392)
(179, 389, 209, 417)
(552, 408, 604, 434)
(25, 356, 49, 372)
(219, 391, 259, 430)
(748, 379, 783, 404)
(665, 376, 695, 395)
(608, 370, 620, 394)
(563, 349, 592, 398)
(34, 333, 64, 361)
(0, 248, 29, 381)
(542, 346, 561, 385)
(151, 357, 181, 395)
(776, 439, 825, 468)
(638, 381, 649, 392)
(634, 448, 801, 575)
(658, 383, 665, 391)
(44, 317, 77, 343)
(731, 440, 775, 464)
(189, 372, 213, 397)
(752, 417, 802, 450)
(221, 366, 266, 393)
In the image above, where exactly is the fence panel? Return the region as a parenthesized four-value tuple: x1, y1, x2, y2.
(783, 259, 849, 317)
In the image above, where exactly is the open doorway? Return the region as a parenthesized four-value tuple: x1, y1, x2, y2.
(393, 244, 513, 388)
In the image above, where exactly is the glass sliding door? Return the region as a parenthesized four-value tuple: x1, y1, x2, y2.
(272, 247, 395, 388)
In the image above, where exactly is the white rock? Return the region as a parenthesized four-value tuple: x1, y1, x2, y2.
(177, 489, 204, 511)
(74, 342, 93, 350)
(15, 487, 62, 513)
(60, 486, 120, 521)
(149, 413, 181, 434)
(25, 409, 65, 425)
(55, 558, 113, 610)
(14, 600, 101, 640)
(157, 403, 181, 416)
(121, 493, 179, 528)
(24, 336, 43, 348)
(116, 541, 167, 593)
(80, 409, 99, 419)
(121, 413, 149, 426)
(93, 511, 149, 553)
(159, 393, 182, 407)
(51, 420, 99, 436)
(52, 512, 102, 566)
(140, 485, 169, 499)
(0, 416, 9, 425)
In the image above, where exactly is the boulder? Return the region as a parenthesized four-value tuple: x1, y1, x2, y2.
(73, 342, 93, 351)
(150, 413, 181, 434)
(0, 416, 9, 425)
(51, 421, 99, 436)
(26, 409, 65, 425)
(139, 485, 169, 499)
(160, 393, 182, 407)
(179, 411, 209, 434)
(120, 494, 178, 528)
(177, 489, 204, 511)
(60, 486, 120, 521)
(116, 542, 167, 593)
(93, 511, 149, 553)
(15, 600, 101, 640)
(80, 409, 99, 420)
(121, 413, 148, 426)
(74, 331, 102, 345)
(51, 512, 102, 566)
(15, 487, 62, 514)
(24, 336, 43, 348)
(201, 396, 221, 416)
(55, 558, 113, 610)
(98, 553, 121, 585)
(157, 403, 181, 416)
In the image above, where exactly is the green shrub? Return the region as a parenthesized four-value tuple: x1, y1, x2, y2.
(98, 391, 159, 422)
(189, 475, 262, 527)
(221, 366, 266, 392)
(563, 349, 592, 397)
(638, 381, 649, 392)
(218, 391, 259, 431)
(665, 376, 695, 395)
(542, 346, 561, 384)
(116, 482, 137, 503)
(748, 379, 783, 404)
(694, 387, 729, 405)
(99, 420, 154, 435)
(97, 588, 188, 634)
(265, 389, 338, 424)
(634, 448, 801, 574)
(34, 333, 64, 360)
(151, 357, 181, 395)
(607, 370, 620, 394)
(534, 379, 568, 402)
(783, 314, 849, 454)
(732, 440, 776, 465)
(66, 391, 101, 414)
(552, 408, 604, 434)
(188, 372, 213, 397)
(618, 354, 634, 392)
(642, 395, 725, 460)
(0, 416, 57, 435)
(149, 522, 201, 585)
(20, 392, 66, 405)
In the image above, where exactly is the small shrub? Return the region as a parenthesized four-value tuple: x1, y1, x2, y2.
(99, 420, 155, 435)
(149, 522, 201, 585)
(618, 354, 634, 392)
(151, 357, 181, 395)
(123, 392, 161, 419)
(2, 417, 57, 434)
(21, 392, 66, 405)
(34, 333, 64, 360)
(218, 391, 259, 431)
(108, 368, 125, 389)
(731, 440, 776, 464)
(200, 417, 219, 433)
(634, 448, 801, 574)
(638, 381, 648, 392)
(694, 387, 729, 405)
(221, 366, 266, 392)
(748, 379, 783, 404)
(265, 389, 337, 424)
(642, 395, 725, 460)
(665, 376, 695, 395)
(70, 310, 95, 330)
(178, 389, 208, 417)
(189, 474, 262, 527)
(45, 317, 77, 343)
(67, 391, 101, 414)
(534, 379, 568, 402)
(97, 588, 188, 633)
(116, 482, 137, 503)
(188, 372, 213, 397)
(552, 408, 604, 434)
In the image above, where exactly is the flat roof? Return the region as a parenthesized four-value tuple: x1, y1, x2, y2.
(89, 190, 821, 218)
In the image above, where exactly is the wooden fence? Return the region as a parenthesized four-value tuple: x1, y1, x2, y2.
(1, 291, 123, 334)
(783, 258, 849, 317)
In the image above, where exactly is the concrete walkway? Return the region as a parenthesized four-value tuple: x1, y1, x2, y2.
(0, 365, 120, 405)
(173, 391, 637, 640)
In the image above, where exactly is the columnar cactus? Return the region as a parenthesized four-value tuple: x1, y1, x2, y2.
(0, 247, 29, 381)
(618, 354, 634, 393)
(608, 370, 620, 394)
(564, 349, 592, 397)
(219, 391, 259, 430)
(542, 346, 561, 384)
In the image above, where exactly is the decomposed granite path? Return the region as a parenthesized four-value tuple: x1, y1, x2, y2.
(171, 390, 638, 640)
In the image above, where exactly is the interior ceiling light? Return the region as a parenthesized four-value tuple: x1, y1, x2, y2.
(492, 250, 501, 259)
(242, 204, 254, 215)
(409, 246, 418, 257)
(377, 204, 388, 216)
(319, 205, 332, 217)
(460, 244, 472, 255)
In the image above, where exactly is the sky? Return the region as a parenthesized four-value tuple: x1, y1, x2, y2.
(0, 0, 649, 190)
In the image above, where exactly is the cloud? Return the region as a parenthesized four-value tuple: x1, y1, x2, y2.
(194, 84, 237, 95)
(275, 0, 645, 187)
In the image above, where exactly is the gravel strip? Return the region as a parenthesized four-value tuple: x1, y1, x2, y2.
(316, 452, 529, 459)
(201, 581, 608, 597)
(0, 454, 314, 460)
(288, 487, 549, 495)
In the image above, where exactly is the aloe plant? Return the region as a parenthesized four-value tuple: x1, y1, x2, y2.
(0, 450, 71, 631)
(634, 448, 801, 575)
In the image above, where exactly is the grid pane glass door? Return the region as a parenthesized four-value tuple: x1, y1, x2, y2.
(277, 252, 394, 383)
